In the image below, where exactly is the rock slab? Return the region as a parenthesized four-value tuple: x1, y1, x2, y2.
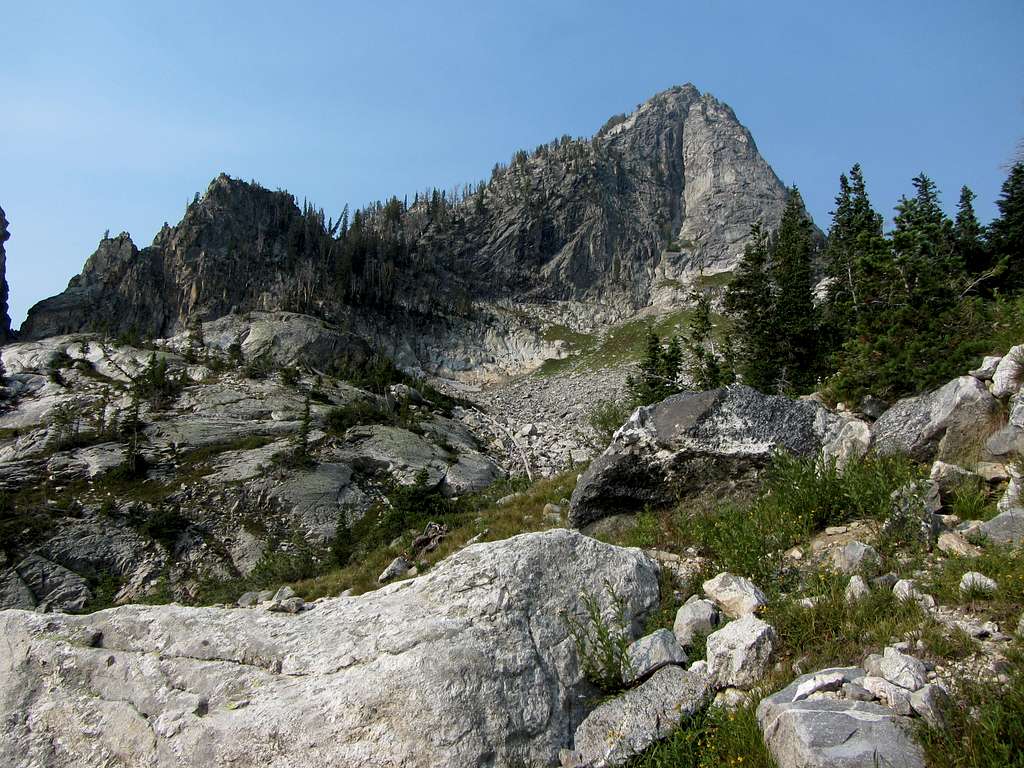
(757, 667, 925, 768)
(0, 529, 659, 768)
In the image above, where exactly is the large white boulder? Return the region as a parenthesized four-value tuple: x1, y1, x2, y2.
(0, 530, 659, 768)
(570, 665, 712, 767)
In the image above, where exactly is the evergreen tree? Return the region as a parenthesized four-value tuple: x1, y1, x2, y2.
(769, 187, 820, 393)
(626, 330, 683, 405)
(822, 164, 883, 348)
(988, 162, 1024, 291)
(683, 289, 729, 389)
(724, 222, 777, 391)
(954, 185, 987, 276)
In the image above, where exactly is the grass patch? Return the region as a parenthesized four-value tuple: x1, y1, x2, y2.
(675, 453, 920, 591)
(535, 309, 701, 376)
(921, 544, 1024, 624)
(288, 470, 577, 601)
(623, 703, 775, 768)
(917, 642, 1024, 767)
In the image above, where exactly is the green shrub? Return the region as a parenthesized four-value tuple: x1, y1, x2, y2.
(588, 399, 632, 446)
(682, 452, 920, 594)
(325, 400, 391, 434)
(134, 353, 182, 410)
(563, 584, 634, 695)
(133, 506, 190, 550)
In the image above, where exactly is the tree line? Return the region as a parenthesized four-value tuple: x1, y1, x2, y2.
(628, 161, 1024, 406)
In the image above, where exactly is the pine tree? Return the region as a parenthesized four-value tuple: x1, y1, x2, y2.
(626, 330, 682, 405)
(683, 290, 728, 389)
(769, 187, 820, 393)
(954, 185, 987, 276)
(822, 164, 884, 348)
(725, 222, 777, 391)
(988, 162, 1024, 291)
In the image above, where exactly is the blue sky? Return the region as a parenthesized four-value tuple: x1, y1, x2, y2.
(2, 1, 1022, 327)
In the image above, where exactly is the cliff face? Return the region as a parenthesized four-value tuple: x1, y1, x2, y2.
(0, 205, 10, 344)
(20, 84, 796, 369)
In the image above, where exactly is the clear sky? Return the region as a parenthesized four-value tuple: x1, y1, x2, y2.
(2, 1, 1022, 328)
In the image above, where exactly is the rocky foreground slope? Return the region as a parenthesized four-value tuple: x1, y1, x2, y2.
(0, 530, 659, 768)
(2, 341, 1024, 766)
(18, 84, 794, 379)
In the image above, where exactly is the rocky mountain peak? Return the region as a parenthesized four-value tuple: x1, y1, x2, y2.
(18, 84, 799, 376)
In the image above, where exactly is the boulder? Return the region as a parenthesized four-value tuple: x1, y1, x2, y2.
(893, 579, 936, 610)
(378, 556, 414, 584)
(757, 667, 925, 768)
(702, 572, 767, 618)
(705, 614, 777, 689)
(569, 386, 851, 528)
(929, 461, 981, 499)
(990, 345, 1024, 398)
(871, 376, 1000, 463)
(968, 355, 1002, 381)
(571, 665, 712, 767)
(910, 684, 949, 730)
(878, 646, 927, 691)
(980, 508, 1024, 546)
(673, 595, 719, 648)
(792, 670, 847, 702)
(830, 541, 880, 575)
(0, 530, 660, 768)
(862, 676, 913, 716)
(625, 629, 687, 683)
(960, 571, 997, 594)
(937, 531, 982, 558)
(844, 575, 870, 603)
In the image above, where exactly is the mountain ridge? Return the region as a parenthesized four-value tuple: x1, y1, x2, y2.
(19, 84, 799, 378)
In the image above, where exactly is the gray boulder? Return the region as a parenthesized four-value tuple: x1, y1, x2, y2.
(378, 556, 414, 584)
(571, 665, 712, 767)
(969, 355, 1002, 381)
(960, 571, 997, 594)
(991, 345, 1024, 398)
(878, 647, 927, 691)
(673, 595, 719, 648)
(703, 572, 767, 618)
(871, 375, 1000, 463)
(862, 676, 914, 716)
(830, 541, 880, 575)
(625, 628, 687, 683)
(980, 508, 1024, 546)
(569, 386, 851, 528)
(844, 575, 870, 603)
(0, 529, 660, 768)
(705, 614, 777, 689)
(910, 684, 949, 730)
(757, 667, 925, 768)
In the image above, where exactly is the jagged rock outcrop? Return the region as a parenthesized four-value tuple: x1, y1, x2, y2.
(0, 205, 10, 344)
(0, 530, 660, 768)
(568, 386, 866, 528)
(20, 85, 796, 377)
(0, 330, 502, 610)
